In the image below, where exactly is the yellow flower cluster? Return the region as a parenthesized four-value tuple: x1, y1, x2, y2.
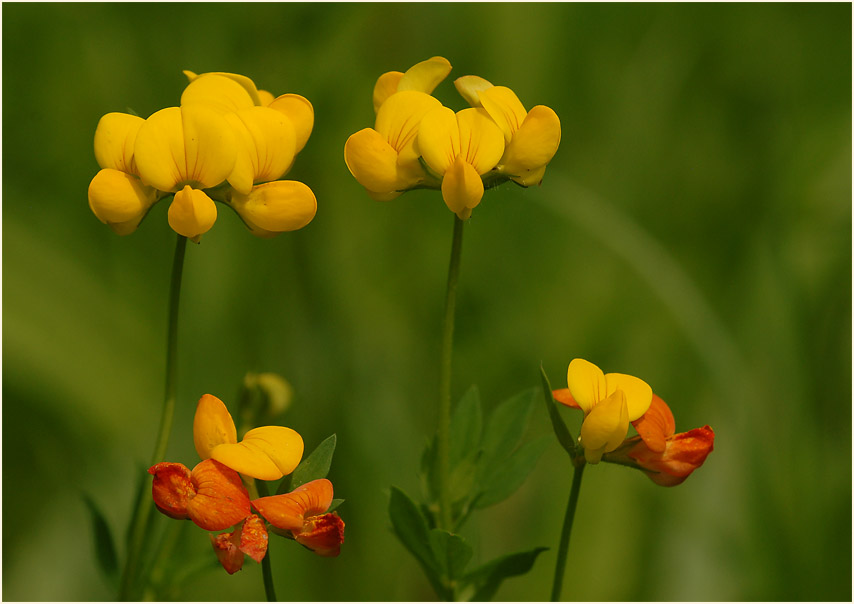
(344, 57, 561, 220)
(88, 71, 317, 241)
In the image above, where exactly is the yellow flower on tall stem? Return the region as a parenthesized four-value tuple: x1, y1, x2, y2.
(417, 106, 505, 219)
(455, 75, 561, 186)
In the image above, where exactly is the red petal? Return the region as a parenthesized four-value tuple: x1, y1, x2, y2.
(630, 394, 675, 453)
(295, 513, 345, 557)
(552, 388, 581, 410)
(252, 478, 334, 531)
(149, 462, 193, 520)
(187, 459, 252, 531)
(239, 514, 269, 563)
(630, 425, 715, 486)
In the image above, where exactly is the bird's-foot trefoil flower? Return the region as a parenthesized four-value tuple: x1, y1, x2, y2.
(210, 514, 269, 575)
(604, 395, 715, 486)
(252, 478, 345, 557)
(344, 56, 560, 219)
(455, 75, 561, 187)
(552, 358, 653, 464)
(417, 106, 505, 219)
(88, 70, 317, 240)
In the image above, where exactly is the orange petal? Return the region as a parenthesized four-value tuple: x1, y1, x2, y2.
(630, 394, 676, 453)
(239, 514, 269, 563)
(295, 513, 345, 557)
(630, 426, 715, 486)
(552, 388, 581, 410)
(186, 459, 251, 531)
(210, 530, 245, 574)
(193, 394, 238, 461)
(149, 462, 193, 520)
(252, 478, 334, 531)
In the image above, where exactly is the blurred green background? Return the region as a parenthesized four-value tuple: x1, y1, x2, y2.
(3, 2, 851, 601)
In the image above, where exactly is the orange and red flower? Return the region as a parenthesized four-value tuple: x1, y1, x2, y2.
(623, 395, 715, 486)
(252, 478, 345, 557)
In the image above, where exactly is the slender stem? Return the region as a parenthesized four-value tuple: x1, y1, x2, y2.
(119, 234, 188, 600)
(437, 215, 465, 531)
(253, 480, 278, 602)
(551, 463, 586, 602)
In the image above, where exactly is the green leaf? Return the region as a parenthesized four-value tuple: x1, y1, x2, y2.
(480, 388, 537, 468)
(450, 385, 482, 465)
(327, 498, 345, 513)
(83, 494, 118, 581)
(388, 487, 439, 573)
(462, 547, 549, 601)
(429, 529, 473, 581)
(540, 364, 576, 455)
(475, 436, 551, 508)
(279, 433, 336, 493)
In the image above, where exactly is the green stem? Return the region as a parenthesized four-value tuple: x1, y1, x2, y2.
(437, 215, 465, 531)
(253, 480, 278, 602)
(119, 234, 188, 600)
(550, 462, 585, 602)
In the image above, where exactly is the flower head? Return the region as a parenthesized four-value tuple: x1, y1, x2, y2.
(88, 70, 316, 240)
(554, 358, 652, 464)
(252, 478, 345, 557)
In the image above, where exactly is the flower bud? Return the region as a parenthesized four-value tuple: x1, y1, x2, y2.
(88, 168, 158, 235)
(168, 185, 217, 241)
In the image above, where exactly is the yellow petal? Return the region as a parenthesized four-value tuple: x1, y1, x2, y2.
(257, 89, 275, 106)
(478, 86, 528, 142)
(93, 113, 144, 175)
(193, 394, 238, 460)
(344, 128, 402, 194)
(501, 105, 561, 175)
(398, 56, 452, 95)
(267, 94, 314, 154)
(417, 106, 460, 176)
(135, 106, 237, 191)
(229, 180, 317, 238)
(512, 165, 547, 187)
(566, 358, 607, 414)
(580, 389, 629, 464)
(225, 107, 297, 195)
(605, 373, 653, 421)
(87, 168, 158, 235)
(454, 75, 493, 108)
(441, 155, 483, 218)
(375, 91, 442, 155)
(456, 108, 505, 175)
(372, 71, 404, 114)
(211, 426, 304, 481)
(168, 185, 217, 239)
(180, 73, 258, 111)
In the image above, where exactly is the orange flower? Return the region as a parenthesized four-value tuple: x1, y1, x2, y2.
(210, 514, 269, 574)
(252, 478, 345, 557)
(148, 459, 251, 531)
(625, 395, 715, 486)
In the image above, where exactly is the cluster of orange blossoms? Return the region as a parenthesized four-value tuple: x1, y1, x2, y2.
(149, 394, 344, 574)
(553, 359, 714, 485)
(344, 56, 561, 220)
(88, 71, 317, 241)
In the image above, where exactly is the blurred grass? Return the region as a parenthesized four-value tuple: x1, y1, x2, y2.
(2, 2, 851, 601)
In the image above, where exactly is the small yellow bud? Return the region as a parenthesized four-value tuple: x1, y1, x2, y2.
(168, 185, 217, 241)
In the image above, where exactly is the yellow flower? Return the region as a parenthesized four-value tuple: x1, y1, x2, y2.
(226, 180, 317, 238)
(455, 76, 561, 186)
(565, 358, 652, 464)
(416, 106, 505, 219)
(372, 56, 452, 114)
(89, 113, 161, 235)
(193, 393, 304, 481)
(344, 90, 443, 200)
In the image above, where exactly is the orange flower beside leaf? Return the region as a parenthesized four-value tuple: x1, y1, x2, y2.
(252, 478, 345, 557)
